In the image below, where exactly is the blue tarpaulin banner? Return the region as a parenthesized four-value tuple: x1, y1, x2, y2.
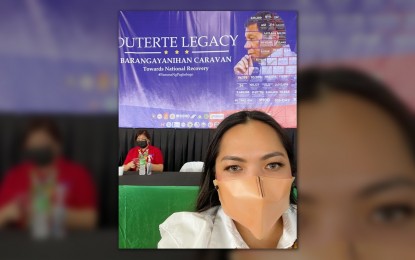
(118, 11, 297, 128)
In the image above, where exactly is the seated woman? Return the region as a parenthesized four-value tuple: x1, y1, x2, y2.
(0, 118, 97, 231)
(158, 110, 297, 248)
(123, 130, 164, 172)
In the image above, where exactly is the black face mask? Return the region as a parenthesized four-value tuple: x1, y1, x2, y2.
(136, 140, 148, 149)
(24, 147, 55, 166)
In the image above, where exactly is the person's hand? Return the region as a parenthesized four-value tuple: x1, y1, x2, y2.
(234, 55, 254, 75)
(0, 200, 21, 227)
(4, 201, 20, 221)
(124, 160, 137, 171)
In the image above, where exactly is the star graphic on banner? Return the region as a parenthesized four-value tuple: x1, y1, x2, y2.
(175, 50, 179, 54)
(164, 50, 168, 54)
(185, 50, 189, 54)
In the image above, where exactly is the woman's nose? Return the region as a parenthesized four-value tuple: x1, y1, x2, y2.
(247, 166, 267, 177)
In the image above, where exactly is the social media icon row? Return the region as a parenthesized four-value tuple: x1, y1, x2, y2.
(164, 121, 219, 128)
(153, 113, 210, 120)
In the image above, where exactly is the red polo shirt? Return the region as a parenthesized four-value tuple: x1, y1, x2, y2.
(0, 157, 97, 211)
(123, 145, 164, 171)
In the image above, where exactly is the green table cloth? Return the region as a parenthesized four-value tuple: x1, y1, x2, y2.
(119, 185, 199, 248)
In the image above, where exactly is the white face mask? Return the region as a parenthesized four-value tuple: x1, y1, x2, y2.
(214, 176, 294, 239)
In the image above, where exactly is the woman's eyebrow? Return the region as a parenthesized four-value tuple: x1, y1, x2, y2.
(261, 151, 285, 160)
(357, 177, 415, 199)
(221, 156, 246, 162)
(220, 152, 285, 162)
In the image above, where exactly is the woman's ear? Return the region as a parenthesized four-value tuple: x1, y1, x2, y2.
(213, 179, 219, 190)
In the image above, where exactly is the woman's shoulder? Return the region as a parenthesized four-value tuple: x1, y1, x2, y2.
(127, 146, 138, 154)
(160, 207, 218, 228)
(149, 145, 162, 153)
(158, 206, 219, 248)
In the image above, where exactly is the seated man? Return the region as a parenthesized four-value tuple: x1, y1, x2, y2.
(123, 130, 164, 172)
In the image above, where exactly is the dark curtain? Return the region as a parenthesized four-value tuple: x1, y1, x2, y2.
(119, 128, 297, 173)
(0, 114, 118, 228)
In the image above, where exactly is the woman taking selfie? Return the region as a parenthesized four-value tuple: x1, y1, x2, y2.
(158, 110, 297, 248)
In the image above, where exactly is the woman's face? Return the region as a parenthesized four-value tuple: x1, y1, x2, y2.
(24, 129, 60, 154)
(136, 134, 149, 144)
(298, 91, 415, 258)
(231, 91, 415, 260)
(215, 120, 292, 181)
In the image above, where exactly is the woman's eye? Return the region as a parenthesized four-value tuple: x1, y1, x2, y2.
(225, 165, 242, 172)
(370, 204, 414, 225)
(266, 162, 282, 170)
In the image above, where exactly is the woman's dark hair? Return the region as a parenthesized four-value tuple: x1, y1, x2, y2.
(196, 110, 296, 212)
(298, 67, 415, 157)
(135, 129, 151, 141)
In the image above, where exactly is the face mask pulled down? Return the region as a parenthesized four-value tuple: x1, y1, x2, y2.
(213, 175, 294, 240)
